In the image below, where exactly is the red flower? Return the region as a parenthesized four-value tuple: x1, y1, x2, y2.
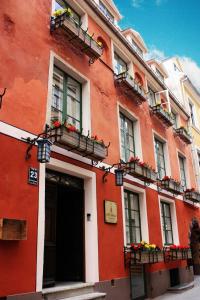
(66, 124, 77, 132)
(53, 120, 61, 128)
(162, 176, 170, 181)
(129, 156, 140, 162)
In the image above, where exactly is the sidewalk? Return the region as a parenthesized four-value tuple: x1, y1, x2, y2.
(153, 276, 200, 300)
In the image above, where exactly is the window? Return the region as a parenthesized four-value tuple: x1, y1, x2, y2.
(99, 1, 114, 23)
(155, 68, 164, 83)
(114, 52, 127, 75)
(120, 113, 135, 162)
(124, 190, 141, 244)
(154, 138, 166, 180)
(55, 0, 81, 25)
(131, 39, 143, 57)
(161, 202, 173, 245)
(171, 111, 178, 129)
(179, 156, 186, 188)
(51, 66, 82, 130)
(198, 152, 200, 168)
(148, 87, 156, 106)
(189, 102, 195, 126)
(174, 64, 180, 72)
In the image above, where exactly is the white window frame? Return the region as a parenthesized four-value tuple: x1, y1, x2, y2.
(52, 0, 88, 29)
(177, 151, 190, 189)
(122, 183, 149, 246)
(46, 51, 91, 136)
(153, 131, 171, 178)
(117, 103, 143, 161)
(158, 196, 179, 246)
(112, 43, 133, 76)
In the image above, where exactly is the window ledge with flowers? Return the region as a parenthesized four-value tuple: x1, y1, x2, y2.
(184, 188, 200, 203)
(51, 121, 109, 162)
(159, 176, 184, 195)
(150, 104, 174, 128)
(125, 157, 157, 184)
(50, 9, 103, 64)
(114, 72, 147, 105)
(124, 241, 163, 265)
(163, 245, 192, 262)
(175, 127, 192, 145)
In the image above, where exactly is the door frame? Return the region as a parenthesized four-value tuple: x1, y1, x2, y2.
(36, 158, 99, 292)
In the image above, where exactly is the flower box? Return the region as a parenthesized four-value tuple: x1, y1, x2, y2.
(127, 160, 157, 183)
(0, 218, 27, 240)
(185, 190, 200, 203)
(130, 250, 163, 264)
(114, 72, 147, 105)
(50, 13, 103, 62)
(150, 104, 174, 127)
(124, 247, 163, 265)
(164, 248, 192, 261)
(160, 177, 184, 195)
(53, 126, 108, 161)
(175, 127, 192, 144)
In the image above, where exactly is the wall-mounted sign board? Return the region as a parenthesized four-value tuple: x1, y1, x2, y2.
(104, 200, 117, 224)
(28, 167, 38, 185)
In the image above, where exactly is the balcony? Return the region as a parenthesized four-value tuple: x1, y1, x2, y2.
(184, 189, 200, 203)
(126, 158, 157, 184)
(175, 127, 192, 145)
(150, 104, 174, 127)
(159, 176, 184, 195)
(124, 247, 163, 265)
(52, 125, 109, 162)
(114, 72, 147, 105)
(50, 12, 103, 64)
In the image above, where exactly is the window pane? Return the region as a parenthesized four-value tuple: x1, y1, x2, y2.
(120, 114, 135, 162)
(166, 231, 173, 244)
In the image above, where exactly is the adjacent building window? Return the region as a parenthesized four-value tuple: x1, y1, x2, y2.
(114, 52, 127, 75)
(161, 202, 173, 245)
(148, 87, 156, 106)
(179, 156, 187, 187)
(51, 66, 82, 130)
(120, 113, 135, 162)
(189, 102, 195, 126)
(99, 0, 114, 23)
(124, 190, 141, 244)
(154, 138, 166, 179)
(54, 0, 81, 25)
(131, 39, 143, 57)
(198, 152, 200, 168)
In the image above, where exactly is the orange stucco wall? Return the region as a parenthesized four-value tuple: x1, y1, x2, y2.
(0, 0, 200, 297)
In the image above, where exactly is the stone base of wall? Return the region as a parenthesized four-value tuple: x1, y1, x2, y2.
(95, 278, 131, 300)
(6, 293, 42, 300)
(146, 266, 194, 298)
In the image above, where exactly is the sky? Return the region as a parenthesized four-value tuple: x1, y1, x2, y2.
(114, 0, 200, 91)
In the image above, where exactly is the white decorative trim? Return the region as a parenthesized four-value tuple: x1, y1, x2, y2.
(122, 182, 149, 244)
(158, 195, 179, 246)
(36, 158, 99, 291)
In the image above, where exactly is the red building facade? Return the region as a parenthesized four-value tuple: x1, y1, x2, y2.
(0, 0, 199, 299)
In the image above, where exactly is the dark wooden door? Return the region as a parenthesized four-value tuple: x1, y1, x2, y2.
(43, 171, 84, 287)
(43, 181, 57, 288)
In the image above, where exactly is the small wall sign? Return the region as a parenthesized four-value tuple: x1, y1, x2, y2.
(104, 200, 117, 224)
(28, 167, 39, 185)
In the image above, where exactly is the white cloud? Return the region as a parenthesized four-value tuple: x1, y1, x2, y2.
(132, 0, 144, 8)
(180, 57, 200, 92)
(155, 0, 167, 5)
(145, 46, 167, 61)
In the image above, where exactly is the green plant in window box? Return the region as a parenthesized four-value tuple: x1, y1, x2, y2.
(53, 7, 72, 18)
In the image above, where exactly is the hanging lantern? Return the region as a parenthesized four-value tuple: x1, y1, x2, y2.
(115, 169, 124, 186)
(37, 139, 52, 163)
